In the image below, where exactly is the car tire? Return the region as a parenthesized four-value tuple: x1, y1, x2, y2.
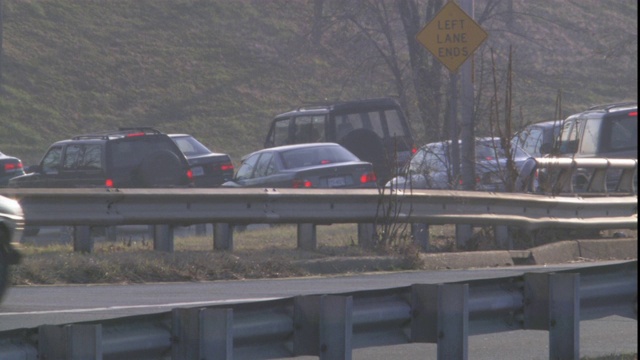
(138, 150, 184, 187)
(339, 129, 388, 183)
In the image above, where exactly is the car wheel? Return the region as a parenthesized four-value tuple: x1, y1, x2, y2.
(339, 129, 388, 182)
(138, 150, 184, 187)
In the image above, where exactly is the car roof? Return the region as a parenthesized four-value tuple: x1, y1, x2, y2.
(274, 97, 401, 118)
(242, 143, 344, 159)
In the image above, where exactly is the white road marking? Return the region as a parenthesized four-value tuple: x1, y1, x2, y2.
(0, 297, 282, 316)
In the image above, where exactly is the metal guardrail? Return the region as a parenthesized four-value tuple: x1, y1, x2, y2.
(533, 157, 637, 194)
(0, 185, 637, 252)
(0, 261, 635, 360)
(0, 157, 636, 252)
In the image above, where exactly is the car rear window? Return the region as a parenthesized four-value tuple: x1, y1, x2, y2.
(108, 136, 179, 168)
(607, 113, 637, 151)
(281, 145, 359, 169)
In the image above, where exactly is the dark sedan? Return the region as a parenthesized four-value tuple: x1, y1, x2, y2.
(169, 134, 234, 187)
(222, 143, 377, 189)
(0, 151, 25, 186)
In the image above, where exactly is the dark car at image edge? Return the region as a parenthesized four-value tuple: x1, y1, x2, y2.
(0, 152, 26, 187)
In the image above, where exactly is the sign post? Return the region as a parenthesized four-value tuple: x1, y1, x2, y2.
(416, 0, 487, 246)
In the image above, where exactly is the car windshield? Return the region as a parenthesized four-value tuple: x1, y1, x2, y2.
(281, 145, 359, 169)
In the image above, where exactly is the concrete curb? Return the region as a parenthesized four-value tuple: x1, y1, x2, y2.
(295, 238, 637, 274)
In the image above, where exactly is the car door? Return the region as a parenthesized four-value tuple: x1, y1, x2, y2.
(60, 143, 105, 187)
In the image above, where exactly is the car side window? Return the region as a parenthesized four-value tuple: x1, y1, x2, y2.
(293, 116, 325, 143)
(579, 119, 601, 155)
(559, 119, 581, 154)
(253, 152, 275, 178)
(608, 116, 637, 151)
(384, 109, 408, 137)
(235, 153, 260, 180)
(41, 146, 63, 173)
(62, 144, 103, 170)
(267, 118, 292, 147)
(521, 128, 543, 156)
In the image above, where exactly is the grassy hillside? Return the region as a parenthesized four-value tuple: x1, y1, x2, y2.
(0, 0, 637, 166)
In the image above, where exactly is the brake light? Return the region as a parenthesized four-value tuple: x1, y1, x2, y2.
(186, 169, 194, 180)
(4, 162, 22, 171)
(629, 111, 637, 117)
(412, 145, 417, 154)
(320, 160, 331, 164)
(221, 163, 234, 171)
(292, 179, 313, 188)
(125, 132, 146, 137)
(484, 156, 494, 161)
(360, 172, 377, 184)
(105, 179, 114, 187)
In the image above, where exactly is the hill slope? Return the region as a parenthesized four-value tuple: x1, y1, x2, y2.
(1, 0, 637, 165)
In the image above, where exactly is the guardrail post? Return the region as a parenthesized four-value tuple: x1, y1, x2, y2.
(411, 283, 469, 360)
(297, 223, 317, 251)
(293, 295, 353, 359)
(357, 223, 376, 249)
(214, 223, 233, 251)
(493, 225, 511, 249)
(152, 224, 174, 252)
(524, 272, 580, 360)
(617, 165, 637, 193)
(172, 308, 233, 360)
(39, 324, 102, 360)
(455, 224, 473, 249)
(411, 223, 429, 251)
(73, 225, 93, 253)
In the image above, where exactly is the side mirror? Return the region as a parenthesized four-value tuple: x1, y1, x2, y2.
(25, 164, 42, 174)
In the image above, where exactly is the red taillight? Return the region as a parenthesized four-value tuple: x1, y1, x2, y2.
(485, 156, 494, 161)
(105, 179, 114, 187)
(412, 146, 417, 154)
(292, 179, 313, 188)
(320, 160, 331, 164)
(360, 172, 377, 184)
(629, 111, 637, 116)
(4, 162, 22, 171)
(220, 163, 234, 171)
(125, 132, 145, 137)
(186, 169, 194, 180)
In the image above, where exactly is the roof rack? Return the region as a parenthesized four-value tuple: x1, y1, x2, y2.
(71, 127, 163, 140)
(117, 127, 163, 134)
(295, 97, 400, 112)
(587, 101, 637, 112)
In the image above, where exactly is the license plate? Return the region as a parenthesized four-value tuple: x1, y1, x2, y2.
(328, 176, 346, 187)
(191, 166, 204, 177)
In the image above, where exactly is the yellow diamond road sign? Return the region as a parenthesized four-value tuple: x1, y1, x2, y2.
(416, 1, 488, 73)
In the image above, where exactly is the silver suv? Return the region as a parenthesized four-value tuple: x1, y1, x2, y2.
(544, 102, 637, 191)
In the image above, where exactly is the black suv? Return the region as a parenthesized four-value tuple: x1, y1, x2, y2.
(9, 127, 193, 188)
(544, 102, 637, 191)
(264, 98, 415, 184)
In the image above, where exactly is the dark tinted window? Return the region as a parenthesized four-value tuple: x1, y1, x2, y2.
(172, 136, 211, 156)
(608, 114, 637, 151)
(108, 137, 178, 169)
(281, 145, 359, 169)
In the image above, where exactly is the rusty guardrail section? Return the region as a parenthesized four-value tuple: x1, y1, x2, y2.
(0, 261, 635, 360)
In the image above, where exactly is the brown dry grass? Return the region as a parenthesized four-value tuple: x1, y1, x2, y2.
(12, 224, 636, 286)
